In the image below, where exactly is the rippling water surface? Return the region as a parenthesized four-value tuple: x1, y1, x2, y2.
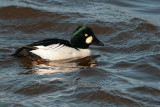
(0, 0, 160, 107)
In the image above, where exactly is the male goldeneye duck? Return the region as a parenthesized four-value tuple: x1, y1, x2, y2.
(12, 26, 104, 61)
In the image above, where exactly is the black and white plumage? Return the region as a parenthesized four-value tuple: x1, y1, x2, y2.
(12, 26, 104, 60)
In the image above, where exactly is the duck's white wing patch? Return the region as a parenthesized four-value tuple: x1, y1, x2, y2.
(31, 44, 91, 60)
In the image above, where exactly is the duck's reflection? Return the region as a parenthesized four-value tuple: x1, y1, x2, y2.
(18, 55, 100, 75)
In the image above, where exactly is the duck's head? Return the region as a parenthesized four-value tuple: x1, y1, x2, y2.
(70, 26, 104, 49)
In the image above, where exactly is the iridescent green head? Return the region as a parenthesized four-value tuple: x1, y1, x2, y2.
(70, 26, 104, 49)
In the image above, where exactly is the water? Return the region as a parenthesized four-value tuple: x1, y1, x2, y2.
(0, 0, 160, 106)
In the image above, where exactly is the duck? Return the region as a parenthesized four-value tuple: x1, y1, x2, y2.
(12, 26, 104, 61)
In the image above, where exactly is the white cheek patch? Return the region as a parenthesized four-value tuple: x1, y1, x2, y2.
(86, 36, 93, 44)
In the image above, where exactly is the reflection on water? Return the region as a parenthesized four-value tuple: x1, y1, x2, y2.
(19, 55, 99, 75)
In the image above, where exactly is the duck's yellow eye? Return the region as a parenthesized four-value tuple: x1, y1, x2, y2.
(85, 34, 88, 37)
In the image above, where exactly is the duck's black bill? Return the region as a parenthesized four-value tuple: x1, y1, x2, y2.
(92, 37, 104, 46)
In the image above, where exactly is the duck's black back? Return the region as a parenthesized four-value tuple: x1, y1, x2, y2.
(28, 38, 72, 47)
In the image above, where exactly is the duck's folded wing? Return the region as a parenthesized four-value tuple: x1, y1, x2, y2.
(12, 39, 75, 58)
(30, 44, 80, 60)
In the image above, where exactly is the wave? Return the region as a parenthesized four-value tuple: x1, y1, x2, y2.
(0, 5, 66, 19)
(72, 89, 141, 106)
(14, 80, 65, 95)
(129, 86, 160, 96)
(0, 6, 71, 33)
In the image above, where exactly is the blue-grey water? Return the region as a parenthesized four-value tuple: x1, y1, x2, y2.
(0, 0, 160, 107)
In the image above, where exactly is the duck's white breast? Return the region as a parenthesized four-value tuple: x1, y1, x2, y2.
(31, 44, 91, 60)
